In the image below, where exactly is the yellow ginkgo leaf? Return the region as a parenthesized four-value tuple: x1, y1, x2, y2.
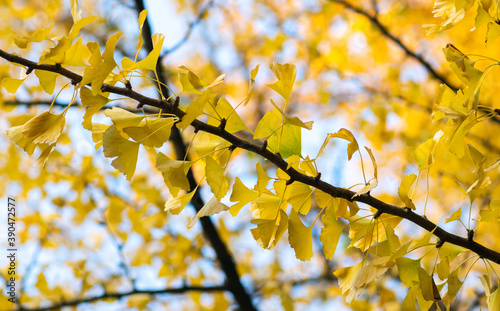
(68, 16, 97, 40)
(164, 190, 196, 215)
(35, 143, 56, 167)
(398, 174, 417, 210)
(443, 44, 483, 90)
(486, 21, 500, 47)
(331, 128, 359, 161)
(2, 77, 27, 93)
(205, 156, 229, 200)
(70, 0, 82, 23)
(206, 97, 249, 134)
(177, 90, 217, 131)
(250, 209, 287, 249)
(123, 117, 175, 148)
(63, 37, 88, 67)
(229, 177, 259, 216)
(255, 162, 270, 193)
(124, 33, 165, 71)
(136, 10, 148, 52)
(177, 66, 225, 94)
(92, 31, 122, 95)
(22, 111, 65, 144)
(445, 208, 462, 223)
(35, 70, 58, 95)
(102, 125, 140, 180)
(266, 62, 296, 101)
(287, 182, 312, 215)
(103, 107, 145, 131)
(80, 87, 109, 130)
(188, 196, 229, 229)
(242, 64, 259, 106)
(319, 209, 344, 260)
(155, 152, 193, 196)
(91, 123, 109, 149)
(6, 125, 37, 155)
(448, 114, 477, 159)
(288, 210, 313, 261)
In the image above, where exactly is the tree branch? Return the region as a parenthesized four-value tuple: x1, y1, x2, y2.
(2, 49, 500, 266)
(17, 285, 227, 311)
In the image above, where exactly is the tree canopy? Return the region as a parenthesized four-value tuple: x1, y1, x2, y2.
(1, 0, 500, 310)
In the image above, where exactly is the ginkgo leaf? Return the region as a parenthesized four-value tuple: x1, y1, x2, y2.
(155, 152, 193, 196)
(35, 143, 56, 167)
(331, 128, 359, 161)
(287, 182, 313, 215)
(136, 10, 148, 52)
(398, 174, 417, 210)
(333, 262, 363, 303)
(446, 268, 463, 306)
(486, 21, 500, 47)
(103, 125, 140, 180)
(35, 70, 58, 94)
(123, 33, 165, 71)
(177, 90, 217, 131)
(417, 267, 440, 301)
(254, 107, 282, 139)
(266, 62, 296, 101)
(251, 193, 284, 220)
(205, 156, 229, 200)
(14, 24, 53, 48)
(250, 210, 287, 249)
(6, 125, 37, 155)
(396, 257, 421, 287)
(70, 0, 82, 23)
(288, 210, 313, 261)
(22, 111, 66, 144)
(104, 107, 145, 131)
(319, 212, 344, 260)
(229, 177, 259, 216)
(255, 162, 270, 193)
(480, 199, 500, 222)
(164, 190, 195, 215)
(177, 65, 225, 94)
(269, 123, 301, 158)
(242, 64, 259, 106)
(91, 123, 109, 149)
(443, 44, 483, 90)
(68, 16, 98, 40)
(448, 114, 477, 159)
(206, 97, 249, 133)
(409, 130, 444, 169)
(188, 196, 229, 229)
(81, 87, 109, 130)
(445, 208, 462, 223)
(92, 32, 122, 95)
(123, 117, 175, 148)
(63, 36, 88, 67)
(473, 1, 491, 31)
(269, 98, 313, 130)
(2, 77, 27, 93)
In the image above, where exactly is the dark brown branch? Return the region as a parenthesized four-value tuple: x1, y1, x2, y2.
(17, 285, 227, 311)
(330, 0, 459, 91)
(130, 2, 258, 310)
(2, 48, 500, 274)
